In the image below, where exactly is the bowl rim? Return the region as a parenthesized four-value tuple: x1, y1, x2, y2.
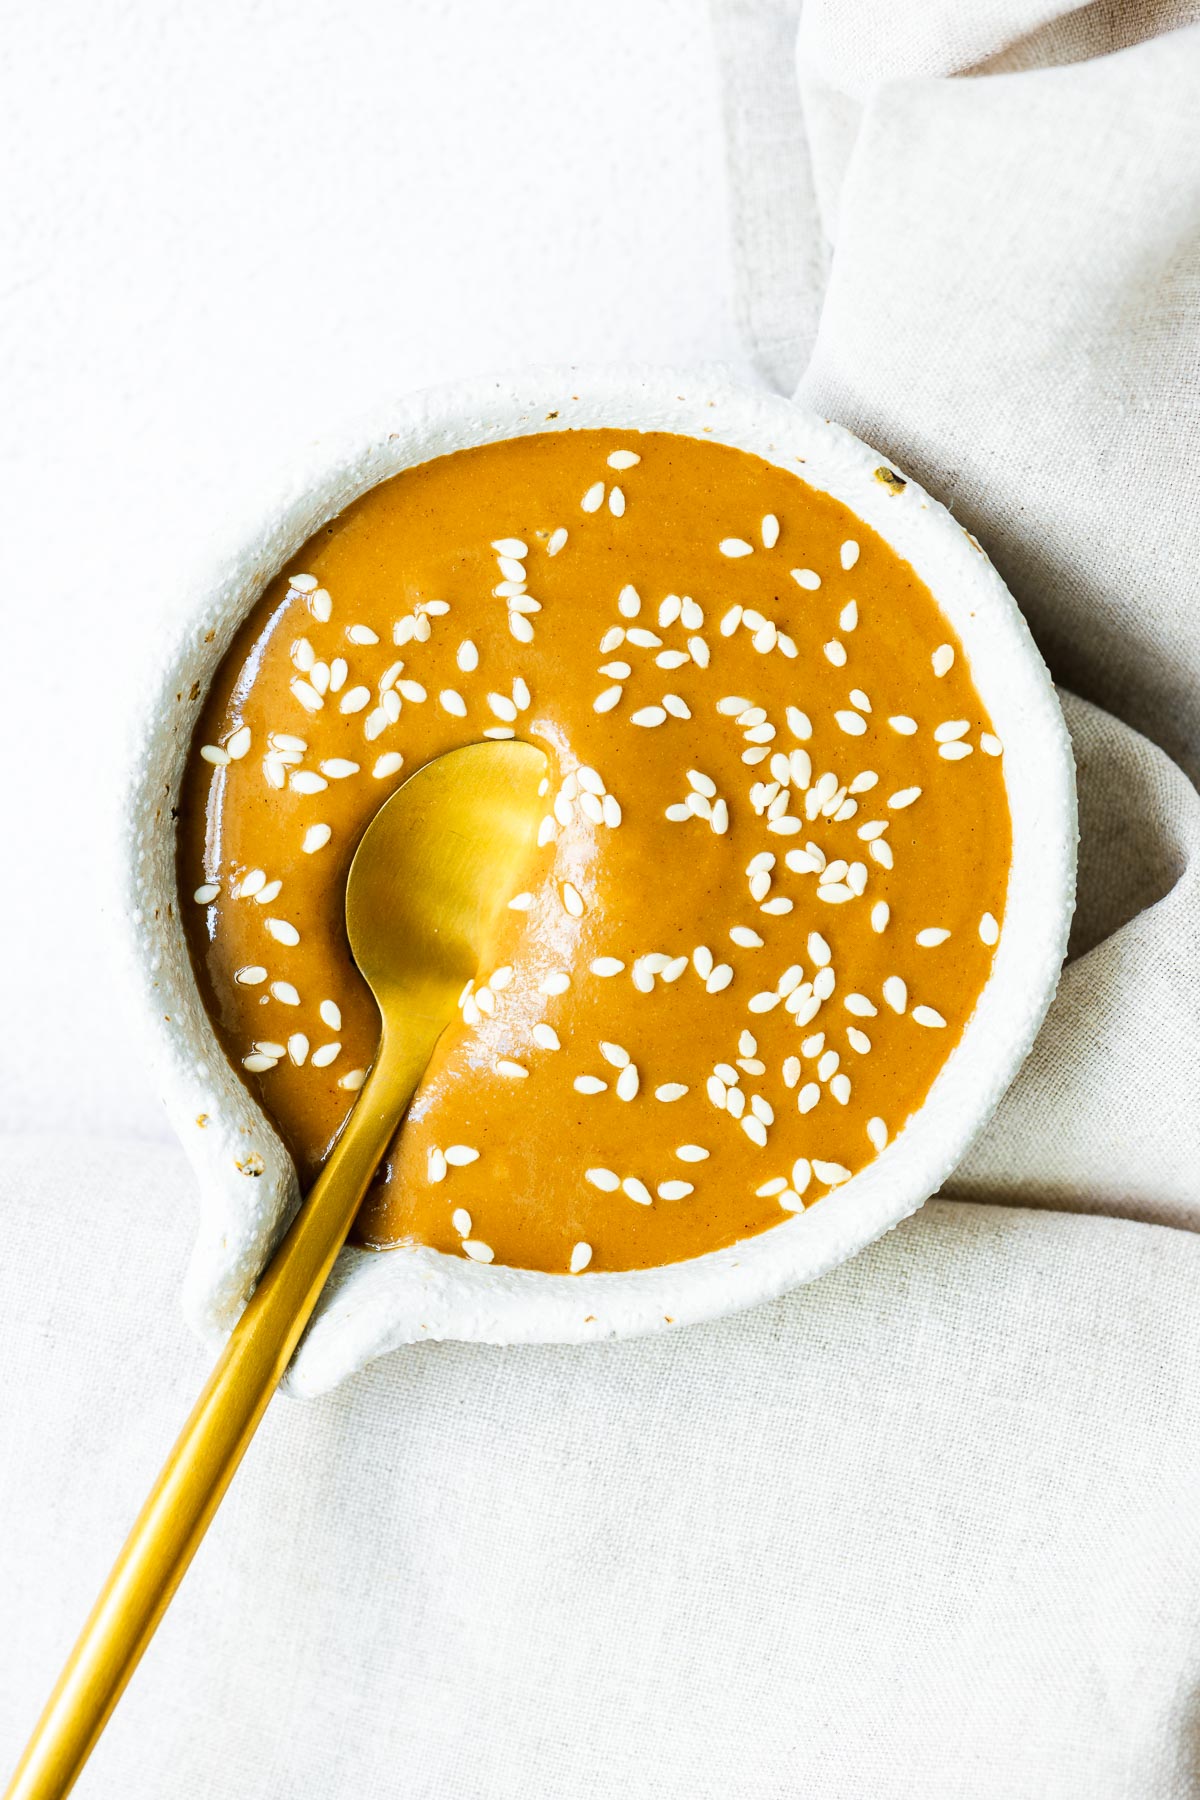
(119, 363, 1076, 1397)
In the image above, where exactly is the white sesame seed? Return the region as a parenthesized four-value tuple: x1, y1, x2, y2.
(912, 1006, 947, 1029)
(509, 614, 535, 644)
(310, 1041, 341, 1068)
(582, 482, 605, 512)
(300, 824, 332, 858)
(758, 1178, 787, 1197)
(835, 710, 867, 737)
(320, 758, 360, 780)
(264, 918, 300, 946)
(290, 678, 324, 714)
(830, 1073, 852, 1104)
(547, 527, 568, 556)
(840, 540, 860, 570)
(590, 957, 625, 979)
(823, 640, 847, 667)
(844, 993, 877, 1017)
(462, 1240, 494, 1263)
(242, 1054, 277, 1073)
(443, 1146, 479, 1168)
(288, 573, 318, 593)
(200, 743, 231, 766)
(608, 449, 640, 470)
(269, 980, 301, 1006)
(676, 1145, 709, 1162)
(600, 1042, 630, 1070)
(720, 538, 754, 558)
(657, 1181, 694, 1200)
(527, 1023, 559, 1054)
(538, 971, 570, 998)
(871, 902, 890, 933)
(980, 733, 1003, 757)
(226, 725, 252, 760)
(496, 1059, 529, 1079)
(663, 694, 691, 719)
(933, 644, 955, 677)
(797, 1083, 820, 1113)
(760, 897, 793, 915)
(888, 786, 922, 809)
(980, 912, 1000, 946)
(813, 1160, 851, 1185)
(761, 513, 780, 549)
(507, 892, 534, 911)
(608, 486, 626, 517)
(741, 1116, 768, 1147)
(193, 883, 220, 904)
(234, 966, 267, 987)
(452, 1208, 472, 1236)
(655, 1083, 688, 1102)
(847, 1028, 872, 1054)
(574, 1076, 608, 1095)
(707, 965, 734, 995)
(915, 928, 951, 948)
(817, 1049, 840, 1081)
(940, 741, 974, 761)
(622, 1176, 652, 1206)
(883, 976, 908, 1014)
(730, 927, 763, 948)
(748, 991, 780, 1013)
(586, 1167, 620, 1192)
(570, 1242, 594, 1272)
(427, 1146, 447, 1184)
(338, 1069, 366, 1091)
(631, 705, 667, 728)
(561, 882, 585, 918)
(310, 589, 333, 622)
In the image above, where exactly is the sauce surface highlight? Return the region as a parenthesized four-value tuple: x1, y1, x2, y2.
(179, 429, 1010, 1273)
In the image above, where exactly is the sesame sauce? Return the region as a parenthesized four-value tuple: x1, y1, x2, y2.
(179, 430, 1010, 1274)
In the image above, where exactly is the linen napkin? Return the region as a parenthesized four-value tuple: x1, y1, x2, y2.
(7, 1137, 1200, 1799)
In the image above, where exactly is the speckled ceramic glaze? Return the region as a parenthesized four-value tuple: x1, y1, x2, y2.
(120, 368, 1076, 1398)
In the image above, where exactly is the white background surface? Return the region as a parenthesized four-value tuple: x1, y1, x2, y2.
(0, 0, 747, 1143)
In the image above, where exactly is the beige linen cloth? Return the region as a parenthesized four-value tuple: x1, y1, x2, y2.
(4, 6, 1200, 1796)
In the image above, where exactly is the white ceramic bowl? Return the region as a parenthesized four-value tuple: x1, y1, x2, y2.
(121, 366, 1076, 1398)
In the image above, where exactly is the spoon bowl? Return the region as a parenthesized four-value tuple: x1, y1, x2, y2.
(349, 739, 548, 1023)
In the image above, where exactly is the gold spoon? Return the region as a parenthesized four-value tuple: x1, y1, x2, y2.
(5, 738, 548, 1800)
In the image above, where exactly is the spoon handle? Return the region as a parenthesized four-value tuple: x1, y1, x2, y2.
(4, 1026, 437, 1800)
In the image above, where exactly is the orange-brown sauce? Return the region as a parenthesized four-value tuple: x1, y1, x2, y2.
(179, 430, 1010, 1273)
